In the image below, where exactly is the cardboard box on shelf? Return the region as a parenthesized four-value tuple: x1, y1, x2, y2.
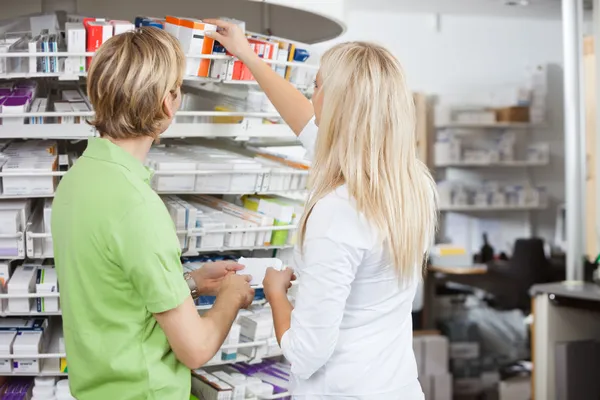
(7, 265, 38, 313)
(0, 331, 16, 373)
(65, 22, 85, 74)
(12, 331, 43, 374)
(2, 157, 57, 195)
(178, 19, 217, 78)
(191, 370, 233, 400)
(35, 266, 58, 313)
(84, 19, 113, 69)
(494, 106, 530, 123)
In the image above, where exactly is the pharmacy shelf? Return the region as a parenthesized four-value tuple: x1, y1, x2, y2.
(196, 299, 267, 311)
(0, 51, 318, 69)
(0, 365, 67, 377)
(435, 160, 549, 168)
(439, 204, 547, 212)
(436, 122, 535, 130)
(190, 245, 294, 255)
(0, 121, 295, 140)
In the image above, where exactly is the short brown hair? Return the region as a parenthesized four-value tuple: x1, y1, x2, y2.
(87, 27, 185, 139)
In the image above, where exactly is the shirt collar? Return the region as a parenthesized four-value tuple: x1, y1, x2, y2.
(83, 137, 154, 183)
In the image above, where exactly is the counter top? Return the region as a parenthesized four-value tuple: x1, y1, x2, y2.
(530, 281, 600, 302)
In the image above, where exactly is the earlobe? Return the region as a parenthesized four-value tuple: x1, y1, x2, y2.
(163, 97, 174, 119)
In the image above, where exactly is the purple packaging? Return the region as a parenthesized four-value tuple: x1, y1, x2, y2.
(11, 89, 33, 98)
(0, 89, 12, 97)
(2, 96, 29, 109)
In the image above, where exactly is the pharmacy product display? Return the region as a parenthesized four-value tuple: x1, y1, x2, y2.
(437, 181, 548, 210)
(0, 15, 314, 87)
(0, 10, 373, 400)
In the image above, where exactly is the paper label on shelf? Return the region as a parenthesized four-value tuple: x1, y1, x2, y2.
(0, 358, 11, 372)
(13, 358, 39, 373)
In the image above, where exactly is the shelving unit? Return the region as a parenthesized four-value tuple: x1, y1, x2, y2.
(439, 204, 547, 212)
(436, 160, 549, 168)
(0, 13, 320, 400)
(434, 108, 551, 254)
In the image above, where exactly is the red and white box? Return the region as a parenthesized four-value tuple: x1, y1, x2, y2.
(84, 18, 113, 68)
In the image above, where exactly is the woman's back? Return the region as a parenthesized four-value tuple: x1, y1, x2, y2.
(287, 186, 423, 399)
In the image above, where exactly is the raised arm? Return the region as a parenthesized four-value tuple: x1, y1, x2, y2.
(205, 19, 314, 136)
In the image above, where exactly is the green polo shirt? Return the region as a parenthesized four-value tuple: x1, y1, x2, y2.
(52, 138, 191, 400)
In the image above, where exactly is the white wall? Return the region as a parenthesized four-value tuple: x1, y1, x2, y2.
(312, 11, 565, 254)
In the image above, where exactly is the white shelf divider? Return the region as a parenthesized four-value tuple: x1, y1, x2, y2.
(435, 160, 549, 168)
(436, 122, 535, 130)
(439, 204, 547, 212)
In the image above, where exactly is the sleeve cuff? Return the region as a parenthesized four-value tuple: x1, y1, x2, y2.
(280, 329, 293, 362)
(146, 277, 190, 314)
(298, 118, 318, 161)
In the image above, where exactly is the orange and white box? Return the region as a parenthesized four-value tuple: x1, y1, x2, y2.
(165, 16, 183, 39)
(178, 19, 217, 78)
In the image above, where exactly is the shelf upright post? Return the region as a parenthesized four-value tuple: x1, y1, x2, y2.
(562, 0, 586, 281)
(594, 0, 600, 278)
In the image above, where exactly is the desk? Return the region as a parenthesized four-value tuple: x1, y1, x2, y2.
(423, 264, 488, 329)
(531, 282, 600, 400)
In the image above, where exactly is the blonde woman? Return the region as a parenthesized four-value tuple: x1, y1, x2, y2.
(207, 21, 438, 399)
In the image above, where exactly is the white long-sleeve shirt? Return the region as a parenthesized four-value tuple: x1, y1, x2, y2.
(280, 120, 425, 399)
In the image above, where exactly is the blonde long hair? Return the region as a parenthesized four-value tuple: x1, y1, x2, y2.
(298, 42, 438, 282)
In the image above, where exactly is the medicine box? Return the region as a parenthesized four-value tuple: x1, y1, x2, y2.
(2, 96, 30, 125)
(36, 267, 58, 313)
(238, 310, 274, 342)
(237, 258, 284, 286)
(221, 323, 241, 361)
(152, 159, 197, 192)
(65, 22, 85, 74)
(165, 16, 182, 39)
(110, 20, 135, 35)
(0, 331, 16, 373)
(12, 331, 43, 374)
(178, 19, 217, 78)
(191, 371, 233, 400)
(2, 157, 57, 195)
(84, 19, 113, 69)
(212, 371, 245, 400)
(7, 265, 38, 313)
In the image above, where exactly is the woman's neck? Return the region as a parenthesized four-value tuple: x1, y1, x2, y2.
(105, 136, 154, 162)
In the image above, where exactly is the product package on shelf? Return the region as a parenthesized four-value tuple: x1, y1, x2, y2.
(185, 195, 277, 248)
(83, 18, 113, 69)
(0, 317, 51, 375)
(0, 200, 33, 258)
(0, 141, 58, 196)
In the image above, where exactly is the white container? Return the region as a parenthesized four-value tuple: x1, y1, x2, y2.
(0, 331, 16, 372)
(221, 323, 241, 361)
(8, 265, 38, 313)
(152, 158, 197, 192)
(36, 266, 59, 312)
(13, 330, 43, 373)
(33, 384, 55, 398)
(2, 157, 57, 195)
(35, 376, 56, 387)
(65, 22, 85, 74)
